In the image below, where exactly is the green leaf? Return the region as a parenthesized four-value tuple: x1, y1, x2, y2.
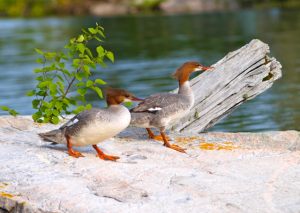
(45, 109, 52, 116)
(106, 51, 114, 62)
(77, 88, 87, 96)
(52, 109, 60, 116)
(76, 82, 85, 87)
(58, 62, 65, 68)
(72, 59, 81, 67)
(55, 102, 63, 110)
(85, 104, 92, 110)
(124, 102, 133, 108)
(92, 86, 103, 98)
(57, 81, 65, 93)
(36, 76, 44, 81)
(44, 52, 56, 60)
(8, 109, 19, 116)
(34, 68, 44, 73)
(26, 90, 35, 96)
(90, 62, 96, 69)
(51, 116, 60, 124)
(86, 80, 94, 87)
(41, 101, 51, 108)
(96, 46, 104, 56)
(0, 106, 9, 111)
(98, 30, 105, 38)
(35, 48, 44, 55)
(94, 37, 103, 42)
(95, 79, 106, 85)
(36, 58, 44, 64)
(38, 81, 50, 88)
(75, 72, 83, 81)
(62, 69, 71, 76)
(88, 27, 97, 34)
(77, 34, 85, 42)
(36, 90, 47, 96)
(77, 43, 85, 54)
(85, 48, 93, 58)
(69, 38, 76, 44)
(73, 105, 85, 114)
(82, 65, 90, 74)
(32, 111, 42, 121)
(69, 99, 77, 105)
(32, 99, 40, 109)
(62, 98, 70, 105)
(49, 83, 57, 96)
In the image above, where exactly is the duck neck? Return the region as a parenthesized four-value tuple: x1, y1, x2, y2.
(178, 81, 193, 96)
(106, 96, 121, 106)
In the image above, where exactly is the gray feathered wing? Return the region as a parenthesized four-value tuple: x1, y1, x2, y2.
(130, 93, 189, 128)
(131, 93, 181, 113)
(38, 109, 100, 144)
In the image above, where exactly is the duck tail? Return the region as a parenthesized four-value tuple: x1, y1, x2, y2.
(38, 129, 66, 144)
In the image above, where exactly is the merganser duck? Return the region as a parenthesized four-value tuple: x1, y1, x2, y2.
(39, 88, 143, 161)
(130, 61, 212, 153)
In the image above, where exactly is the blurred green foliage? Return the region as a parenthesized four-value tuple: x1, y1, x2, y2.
(1, 0, 300, 17)
(237, 0, 300, 8)
(131, 0, 166, 11)
(0, 0, 87, 17)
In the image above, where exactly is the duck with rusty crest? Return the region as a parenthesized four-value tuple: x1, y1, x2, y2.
(39, 88, 143, 161)
(130, 61, 213, 153)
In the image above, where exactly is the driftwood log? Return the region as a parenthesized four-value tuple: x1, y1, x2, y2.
(171, 39, 282, 133)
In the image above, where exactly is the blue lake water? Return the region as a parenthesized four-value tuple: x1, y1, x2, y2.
(0, 9, 299, 132)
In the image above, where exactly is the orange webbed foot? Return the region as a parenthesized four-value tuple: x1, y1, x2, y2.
(165, 144, 186, 153)
(68, 150, 85, 158)
(66, 135, 84, 158)
(97, 154, 120, 161)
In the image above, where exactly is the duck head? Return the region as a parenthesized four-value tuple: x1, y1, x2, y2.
(105, 87, 143, 106)
(173, 61, 213, 85)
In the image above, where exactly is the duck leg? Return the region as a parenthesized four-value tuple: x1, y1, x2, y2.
(66, 135, 84, 158)
(92, 145, 120, 161)
(160, 130, 186, 153)
(146, 128, 170, 141)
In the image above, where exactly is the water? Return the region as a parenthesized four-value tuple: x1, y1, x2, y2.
(0, 9, 299, 132)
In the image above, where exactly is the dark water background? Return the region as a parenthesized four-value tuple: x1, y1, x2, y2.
(0, 9, 299, 132)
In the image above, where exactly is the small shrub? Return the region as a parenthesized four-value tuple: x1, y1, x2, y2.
(26, 23, 114, 124)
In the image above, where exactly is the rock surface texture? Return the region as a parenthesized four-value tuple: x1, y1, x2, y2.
(0, 116, 299, 213)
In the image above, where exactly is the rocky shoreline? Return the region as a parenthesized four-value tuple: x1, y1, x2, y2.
(90, 0, 239, 16)
(0, 116, 299, 212)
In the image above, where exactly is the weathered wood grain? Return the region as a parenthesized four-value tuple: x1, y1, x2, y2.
(171, 39, 282, 133)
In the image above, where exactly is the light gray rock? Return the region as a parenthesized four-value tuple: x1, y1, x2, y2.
(0, 116, 300, 213)
(89, 2, 128, 16)
(160, 0, 238, 14)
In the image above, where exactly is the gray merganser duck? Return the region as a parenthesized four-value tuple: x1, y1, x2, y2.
(39, 88, 143, 161)
(130, 61, 213, 153)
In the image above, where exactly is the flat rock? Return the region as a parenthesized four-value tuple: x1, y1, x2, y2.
(0, 116, 300, 212)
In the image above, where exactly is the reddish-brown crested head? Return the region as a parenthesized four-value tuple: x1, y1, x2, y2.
(172, 61, 212, 85)
(105, 87, 143, 106)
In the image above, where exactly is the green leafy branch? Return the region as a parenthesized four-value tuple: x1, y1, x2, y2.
(27, 23, 114, 124)
(0, 106, 19, 116)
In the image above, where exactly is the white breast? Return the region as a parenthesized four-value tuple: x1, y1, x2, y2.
(72, 106, 131, 146)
